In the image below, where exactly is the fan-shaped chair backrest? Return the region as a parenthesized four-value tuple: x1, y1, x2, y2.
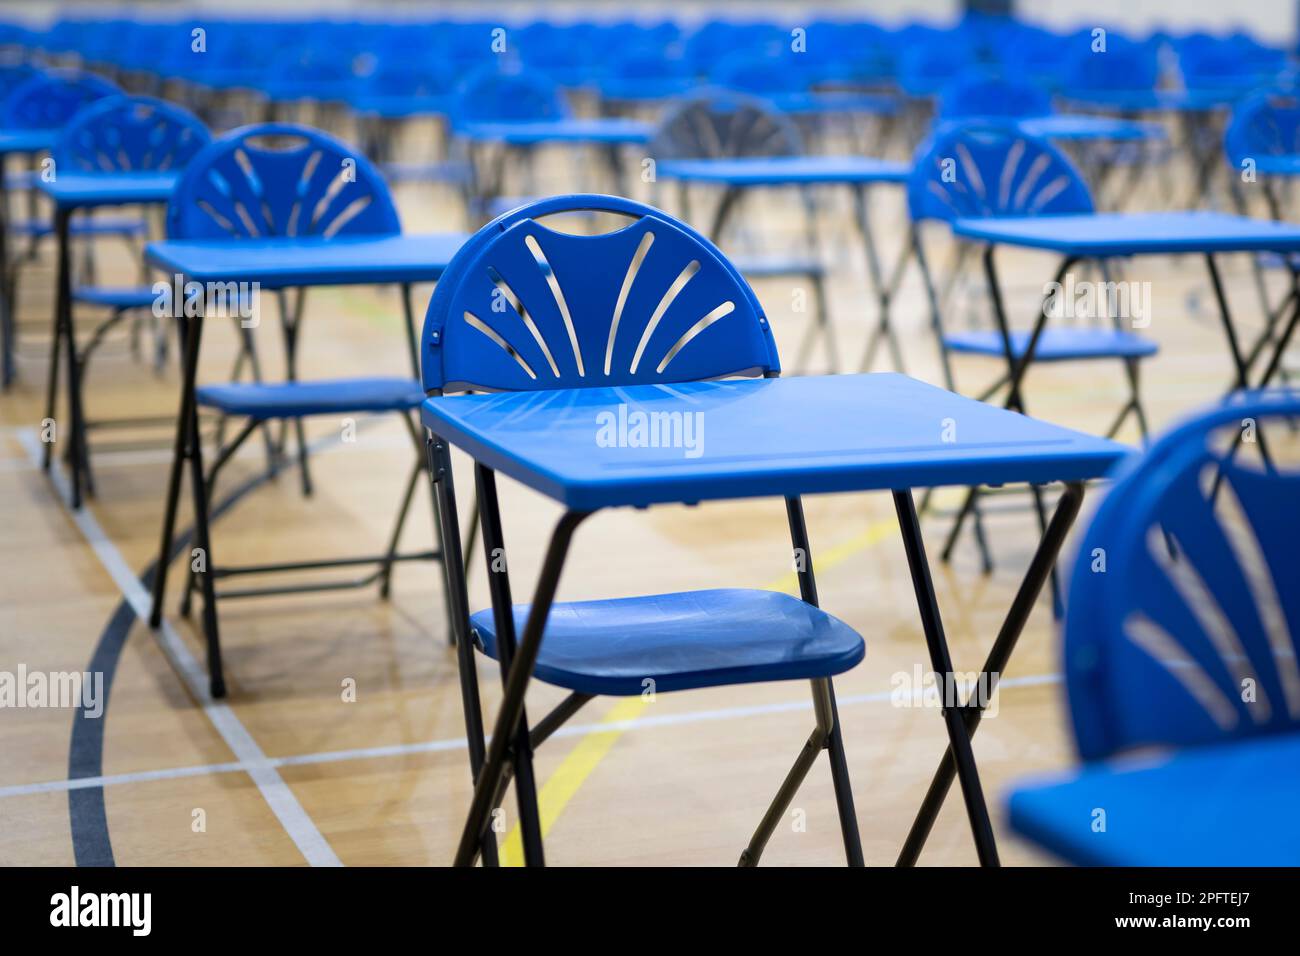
(451, 65, 568, 127)
(422, 195, 777, 394)
(55, 95, 210, 173)
(908, 121, 1094, 223)
(1224, 89, 1300, 168)
(648, 89, 801, 160)
(1060, 36, 1160, 94)
(938, 76, 1053, 121)
(1064, 391, 1300, 761)
(2, 69, 118, 130)
(166, 123, 399, 241)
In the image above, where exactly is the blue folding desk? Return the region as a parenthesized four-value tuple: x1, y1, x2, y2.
(658, 157, 912, 372)
(423, 371, 1131, 866)
(950, 211, 1300, 405)
(141, 230, 469, 615)
(0, 129, 57, 388)
(36, 171, 180, 509)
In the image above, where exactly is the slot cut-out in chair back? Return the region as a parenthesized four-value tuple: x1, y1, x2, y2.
(1064, 392, 1300, 760)
(166, 122, 399, 240)
(422, 195, 777, 393)
(56, 95, 210, 173)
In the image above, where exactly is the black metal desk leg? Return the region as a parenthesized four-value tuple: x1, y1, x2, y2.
(453, 506, 590, 867)
(896, 482, 1085, 866)
(149, 306, 200, 629)
(1204, 253, 1251, 391)
(892, 489, 999, 867)
(52, 209, 86, 509)
(855, 184, 905, 372)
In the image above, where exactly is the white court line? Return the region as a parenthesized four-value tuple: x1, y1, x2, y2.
(0, 672, 1060, 801)
(17, 429, 343, 867)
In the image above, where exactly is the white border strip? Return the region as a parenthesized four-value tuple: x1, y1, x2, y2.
(18, 429, 342, 867)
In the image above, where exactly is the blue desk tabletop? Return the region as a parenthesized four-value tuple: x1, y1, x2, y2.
(456, 118, 653, 146)
(657, 156, 911, 187)
(951, 211, 1300, 257)
(421, 373, 1130, 511)
(1017, 115, 1164, 143)
(37, 171, 180, 209)
(0, 129, 56, 155)
(145, 232, 469, 289)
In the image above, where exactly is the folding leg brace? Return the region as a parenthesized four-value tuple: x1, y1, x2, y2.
(441, 465, 864, 866)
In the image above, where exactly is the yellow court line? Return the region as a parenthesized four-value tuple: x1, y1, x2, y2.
(497, 496, 957, 864)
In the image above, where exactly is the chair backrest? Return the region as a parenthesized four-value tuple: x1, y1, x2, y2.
(1064, 391, 1300, 761)
(451, 65, 568, 127)
(648, 89, 801, 160)
(165, 122, 399, 240)
(421, 194, 778, 393)
(1059, 36, 1160, 95)
(2, 69, 118, 130)
(1224, 89, 1300, 167)
(907, 121, 1094, 223)
(55, 95, 210, 173)
(938, 75, 1053, 122)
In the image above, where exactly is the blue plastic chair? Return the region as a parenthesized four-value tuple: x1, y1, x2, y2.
(53, 96, 212, 407)
(151, 122, 446, 699)
(422, 194, 866, 866)
(1225, 89, 1300, 210)
(910, 121, 1156, 426)
(649, 90, 838, 372)
(1222, 90, 1300, 383)
(2, 68, 118, 130)
(1007, 391, 1300, 864)
(908, 121, 1157, 578)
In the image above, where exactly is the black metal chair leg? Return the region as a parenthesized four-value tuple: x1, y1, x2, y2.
(824, 680, 864, 866)
(379, 456, 423, 599)
(739, 678, 834, 867)
(427, 433, 500, 865)
(453, 505, 590, 866)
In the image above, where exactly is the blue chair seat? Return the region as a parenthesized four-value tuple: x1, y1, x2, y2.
(12, 217, 148, 238)
(469, 588, 865, 697)
(196, 377, 424, 419)
(1008, 732, 1300, 866)
(943, 329, 1158, 361)
(73, 285, 157, 309)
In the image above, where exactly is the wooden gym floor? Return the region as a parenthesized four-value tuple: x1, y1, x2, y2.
(0, 137, 1289, 866)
